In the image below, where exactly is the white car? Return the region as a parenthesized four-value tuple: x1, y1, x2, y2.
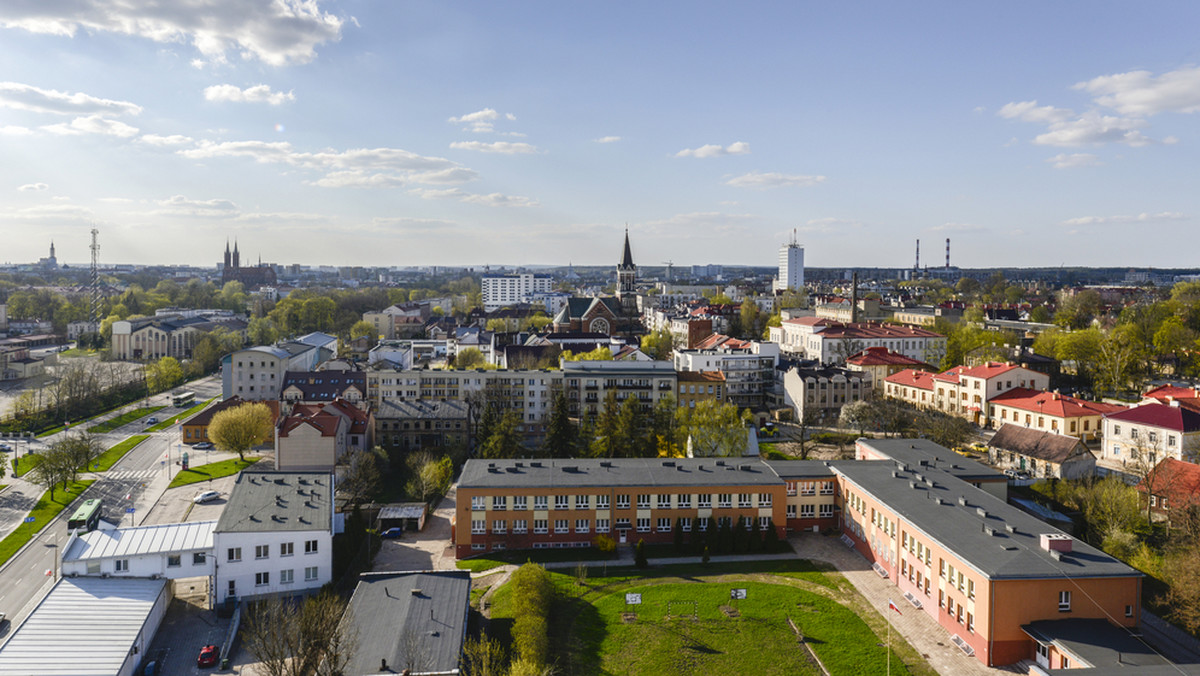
(193, 490, 220, 504)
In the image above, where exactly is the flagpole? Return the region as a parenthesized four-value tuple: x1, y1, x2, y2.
(887, 603, 891, 676)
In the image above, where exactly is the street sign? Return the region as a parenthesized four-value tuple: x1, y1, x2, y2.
(24, 517, 35, 523)
(625, 593, 642, 605)
(730, 588, 747, 600)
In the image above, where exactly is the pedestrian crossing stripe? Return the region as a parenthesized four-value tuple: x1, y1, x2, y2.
(106, 469, 157, 480)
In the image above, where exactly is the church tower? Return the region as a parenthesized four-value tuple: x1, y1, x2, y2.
(616, 228, 637, 314)
(224, 240, 231, 268)
(232, 240, 240, 269)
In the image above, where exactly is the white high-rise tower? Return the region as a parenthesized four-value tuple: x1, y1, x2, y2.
(774, 230, 804, 292)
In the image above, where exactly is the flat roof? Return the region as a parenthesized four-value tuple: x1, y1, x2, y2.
(833, 461, 1137, 581)
(459, 458, 783, 490)
(64, 520, 215, 561)
(0, 577, 167, 676)
(762, 460, 836, 479)
(1023, 619, 1170, 671)
(343, 571, 471, 676)
(857, 438, 1003, 481)
(215, 471, 332, 533)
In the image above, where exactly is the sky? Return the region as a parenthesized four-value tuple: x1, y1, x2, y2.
(2, 2, 1200, 270)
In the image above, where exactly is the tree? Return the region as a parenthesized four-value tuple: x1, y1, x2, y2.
(1054, 289, 1103, 330)
(208, 402, 274, 461)
(839, 400, 873, 437)
(678, 399, 750, 457)
(1097, 328, 1139, 394)
(462, 634, 507, 676)
(912, 409, 974, 449)
(144, 356, 183, 394)
(640, 327, 675, 360)
(541, 391, 578, 459)
(561, 346, 613, 361)
(795, 406, 820, 460)
(1163, 542, 1200, 634)
(739, 298, 764, 340)
(455, 347, 487, 370)
(28, 444, 74, 501)
(509, 563, 552, 668)
(56, 431, 103, 479)
(634, 538, 648, 568)
(243, 592, 356, 676)
(349, 319, 377, 341)
(340, 449, 383, 503)
(406, 452, 453, 503)
(481, 410, 523, 459)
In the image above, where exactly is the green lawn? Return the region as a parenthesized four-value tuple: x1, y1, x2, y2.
(489, 565, 916, 676)
(0, 480, 95, 567)
(87, 406, 165, 433)
(457, 546, 615, 572)
(36, 425, 65, 439)
(12, 453, 44, 478)
(167, 457, 259, 488)
(146, 397, 217, 432)
(90, 435, 151, 472)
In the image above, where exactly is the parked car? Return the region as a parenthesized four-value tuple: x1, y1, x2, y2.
(193, 442, 214, 450)
(193, 490, 220, 504)
(381, 527, 404, 539)
(1003, 469, 1017, 479)
(146, 417, 159, 425)
(0, 611, 6, 627)
(197, 645, 219, 668)
(0, 443, 11, 452)
(141, 649, 166, 676)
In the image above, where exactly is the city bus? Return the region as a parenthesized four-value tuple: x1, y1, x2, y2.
(67, 499, 102, 532)
(171, 391, 195, 408)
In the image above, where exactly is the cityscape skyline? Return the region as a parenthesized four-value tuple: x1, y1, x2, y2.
(3, 3, 1200, 268)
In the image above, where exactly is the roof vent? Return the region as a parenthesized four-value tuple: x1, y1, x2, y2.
(976, 507, 988, 519)
(531, 462, 543, 468)
(600, 461, 613, 468)
(411, 588, 423, 596)
(983, 524, 995, 536)
(909, 481, 919, 490)
(562, 466, 578, 473)
(716, 460, 726, 466)
(515, 462, 524, 468)
(933, 497, 943, 505)
(957, 496, 968, 506)
(1005, 523, 1017, 534)
(739, 464, 752, 471)
(1049, 549, 1062, 561)
(662, 461, 675, 467)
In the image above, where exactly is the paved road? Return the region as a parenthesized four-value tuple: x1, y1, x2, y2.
(0, 375, 223, 636)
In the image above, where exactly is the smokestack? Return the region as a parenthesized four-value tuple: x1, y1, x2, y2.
(850, 271, 859, 324)
(945, 238, 950, 270)
(915, 239, 920, 271)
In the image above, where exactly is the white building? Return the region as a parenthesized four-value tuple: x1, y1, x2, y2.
(673, 336, 780, 408)
(222, 340, 333, 400)
(482, 273, 554, 311)
(770, 317, 947, 366)
(62, 521, 216, 580)
(774, 240, 804, 292)
(213, 471, 338, 604)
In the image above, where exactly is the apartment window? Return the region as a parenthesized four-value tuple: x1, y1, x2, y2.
(555, 519, 569, 534)
(800, 482, 816, 496)
(193, 552, 206, 566)
(471, 496, 486, 510)
(256, 572, 270, 586)
(819, 504, 834, 519)
(111, 559, 129, 573)
(533, 520, 549, 534)
(595, 494, 610, 509)
(819, 482, 834, 495)
(575, 519, 590, 533)
(493, 520, 507, 534)
(637, 494, 651, 509)
(1126, 605, 1134, 618)
(576, 495, 590, 510)
(636, 518, 651, 533)
(737, 494, 751, 508)
(595, 518, 610, 533)
(228, 547, 242, 562)
(616, 494, 631, 509)
(167, 554, 181, 568)
(697, 517, 710, 532)
(800, 504, 815, 518)
(655, 518, 671, 532)
(471, 520, 486, 534)
(255, 545, 269, 560)
(967, 579, 975, 600)
(940, 559, 946, 578)
(493, 496, 508, 511)
(677, 494, 692, 509)
(615, 518, 631, 530)
(657, 494, 672, 509)
(280, 542, 294, 557)
(939, 589, 945, 608)
(1059, 590, 1071, 612)
(698, 494, 712, 508)
(717, 494, 732, 508)
(1131, 428, 1139, 439)
(281, 569, 294, 584)
(1113, 424, 1121, 435)
(758, 492, 772, 507)
(759, 516, 770, 530)
(534, 495, 549, 510)
(305, 540, 318, 554)
(967, 612, 974, 633)
(555, 495, 570, 510)
(786, 505, 797, 518)
(681, 517, 692, 532)
(514, 496, 528, 510)
(1170, 435, 1178, 447)
(786, 481, 797, 496)
(305, 566, 318, 581)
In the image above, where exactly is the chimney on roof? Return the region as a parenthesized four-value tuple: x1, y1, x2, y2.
(1039, 533, 1073, 554)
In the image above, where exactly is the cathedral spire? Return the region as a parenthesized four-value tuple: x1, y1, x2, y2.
(619, 226, 635, 270)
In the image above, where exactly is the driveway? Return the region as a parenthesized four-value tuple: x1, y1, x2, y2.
(372, 485, 457, 571)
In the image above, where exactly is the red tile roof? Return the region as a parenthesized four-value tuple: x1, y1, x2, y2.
(884, 368, 935, 391)
(1144, 384, 1200, 401)
(959, 362, 1020, 379)
(846, 346, 929, 367)
(989, 388, 1126, 417)
(819, 322, 943, 340)
(1137, 458, 1200, 508)
(677, 370, 726, 383)
(1106, 402, 1200, 433)
(933, 365, 968, 384)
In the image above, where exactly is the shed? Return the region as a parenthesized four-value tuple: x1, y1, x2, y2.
(378, 502, 428, 532)
(988, 423, 1096, 480)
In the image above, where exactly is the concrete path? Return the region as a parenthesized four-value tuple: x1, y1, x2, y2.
(371, 484, 458, 572)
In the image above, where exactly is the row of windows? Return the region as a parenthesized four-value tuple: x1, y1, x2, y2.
(471, 492, 775, 512)
(254, 567, 320, 586)
(228, 540, 318, 563)
(786, 504, 834, 519)
(785, 481, 836, 496)
(470, 515, 773, 535)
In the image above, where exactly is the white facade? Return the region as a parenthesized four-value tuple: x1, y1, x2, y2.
(214, 528, 332, 603)
(223, 342, 327, 400)
(774, 243, 804, 292)
(482, 273, 554, 311)
(61, 521, 216, 580)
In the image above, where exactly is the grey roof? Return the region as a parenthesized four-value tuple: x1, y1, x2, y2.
(343, 571, 471, 676)
(561, 360, 676, 375)
(242, 345, 292, 360)
(459, 458, 783, 490)
(1023, 619, 1172, 671)
(378, 503, 427, 520)
(857, 438, 1003, 481)
(762, 460, 837, 479)
(64, 520, 215, 561)
(282, 370, 366, 401)
(0, 577, 168, 676)
(377, 398, 470, 420)
(989, 424, 1089, 464)
(833, 460, 1138, 580)
(215, 471, 333, 533)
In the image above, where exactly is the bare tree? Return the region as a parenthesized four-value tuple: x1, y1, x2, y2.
(243, 595, 300, 676)
(462, 634, 507, 676)
(244, 592, 356, 676)
(397, 627, 432, 674)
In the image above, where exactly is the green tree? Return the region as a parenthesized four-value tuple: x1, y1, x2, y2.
(634, 538, 648, 568)
(455, 347, 487, 370)
(561, 346, 613, 361)
(1054, 289, 1103, 330)
(247, 316, 279, 346)
(639, 327, 675, 360)
(509, 563, 553, 668)
(209, 402, 275, 461)
(677, 399, 750, 457)
(349, 319, 377, 340)
(481, 409, 523, 459)
(145, 356, 184, 393)
(541, 391, 578, 459)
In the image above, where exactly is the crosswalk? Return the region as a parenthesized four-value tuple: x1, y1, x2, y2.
(104, 469, 159, 481)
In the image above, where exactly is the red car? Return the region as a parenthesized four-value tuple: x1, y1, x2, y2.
(197, 645, 219, 668)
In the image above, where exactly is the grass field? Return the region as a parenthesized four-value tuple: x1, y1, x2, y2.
(91, 435, 151, 472)
(487, 562, 924, 676)
(86, 406, 165, 433)
(0, 480, 94, 567)
(458, 546, 615, 572)
(167, 457, 259, 488)
(12, 453, 44, 478)
(146, 397, 217, 432)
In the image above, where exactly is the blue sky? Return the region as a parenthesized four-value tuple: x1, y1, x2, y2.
(2, 2, 1200, 269)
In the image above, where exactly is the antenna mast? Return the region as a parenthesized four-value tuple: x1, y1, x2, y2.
(89, 228, 101, 326)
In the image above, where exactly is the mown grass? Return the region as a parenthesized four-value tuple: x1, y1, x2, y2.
(0, 480, 95, 567)
(488, 564, 911, 676)
(146, 397, 217, 432)
(90, 435, 151, 472)
(12, 453, 44, 478)
(457, 546, 614, 572)
(167, 457, 259, 488)
(86, 406, 165, 433)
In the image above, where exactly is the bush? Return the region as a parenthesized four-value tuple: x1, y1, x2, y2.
(635, 539, 648, 569)
(509, 563, 553, 668)
(594, 534, 616, 556)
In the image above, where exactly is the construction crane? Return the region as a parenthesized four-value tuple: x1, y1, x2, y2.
(661, 261, 675, 282)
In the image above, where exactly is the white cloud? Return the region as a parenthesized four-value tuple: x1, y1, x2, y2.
(1046, 153, 1103, 169)
(41, 115, 139, 137)
(799, 217, 863, 233)
(17, 182, 48, 192)
(594, 136, 621, 143)
(148, 194, 239, 217)
(0, 125, 33, 135)
(0, 82, 141, 116)
(1032, 112, 1151, 147)
(410, 187, 539, 208)
(0, 0, 342, 66)
(997, 100, 1072, 124)
(140, 133, 194, 146)
(676, 141, 750, 158)
(1076, 65, 1200, 117)
(448, 108, 520, 133)
(725, 171, 826, 189)
(928, 222, 985, 233)
(204, 84, 295, 105)
(1063, 211, 1186, 226)
(372, 216, 457, 232)
(449, 141, 539, 154)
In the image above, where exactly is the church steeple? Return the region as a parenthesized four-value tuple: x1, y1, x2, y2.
(616, 227, 637, 313)
(224, 240, 231, 268)
(232, 240, 240, 269)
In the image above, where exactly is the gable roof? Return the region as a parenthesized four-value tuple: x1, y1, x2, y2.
(988, 424, 1090, 464)
(846, 346, 930, 367)
(281, 370, 366, 401)
(959, 361, 1021, 379)
(1137, 458, 1200, 507)
(989, 388, 1126, 418)
(1105, 401, 1200, 433)
(884, 368, 935, 391)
